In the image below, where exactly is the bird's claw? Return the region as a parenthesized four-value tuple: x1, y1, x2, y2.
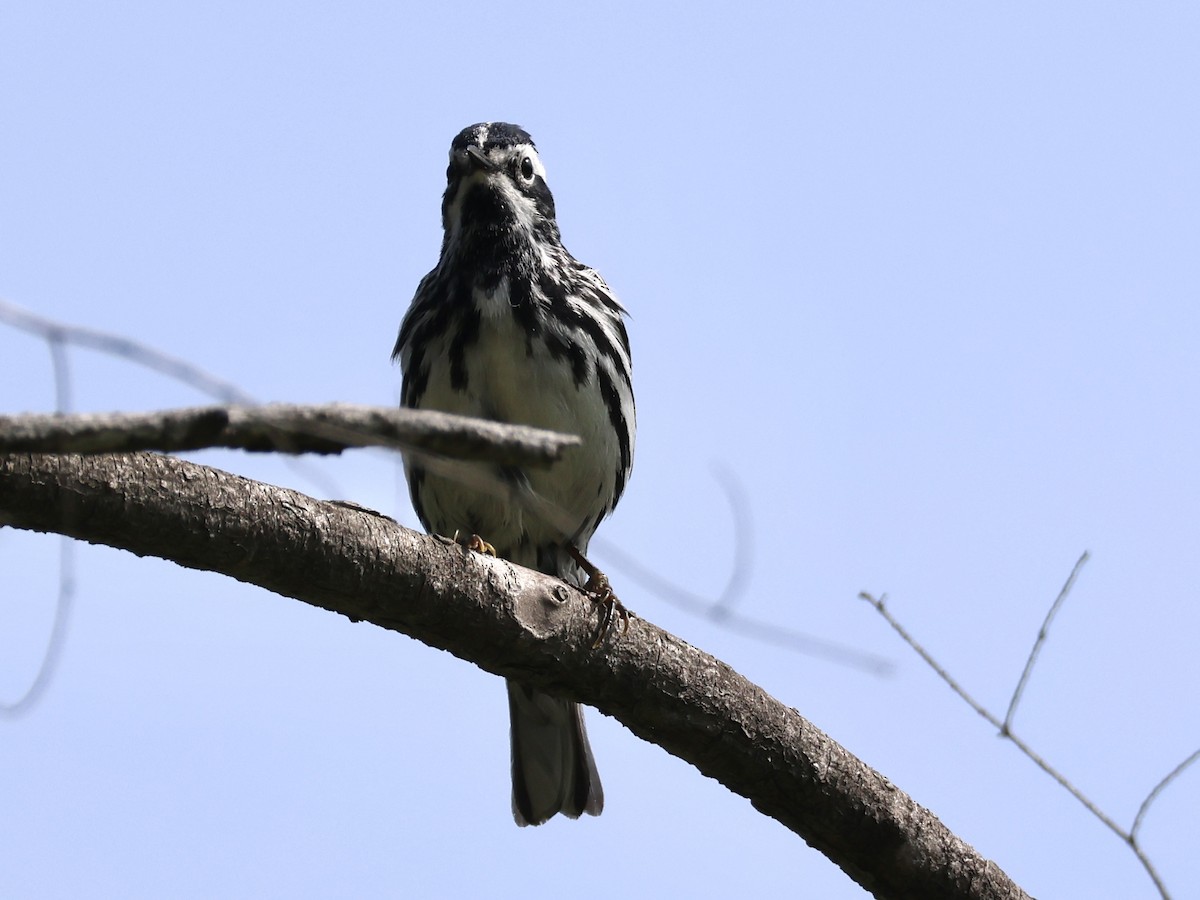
(437, 530, 497, 556)
(566, 543, 629, 648)
(587, 576, 629, 649)
(465, 534, 497, 556)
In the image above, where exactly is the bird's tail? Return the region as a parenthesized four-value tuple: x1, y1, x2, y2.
(507, 680, 603, 826)
(507, 540, 603, 826)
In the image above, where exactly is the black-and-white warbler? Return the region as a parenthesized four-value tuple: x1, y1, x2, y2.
(393, 123, 635, 826)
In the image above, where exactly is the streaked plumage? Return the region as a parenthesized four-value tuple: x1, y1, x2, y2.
(393, 123, 635, 825)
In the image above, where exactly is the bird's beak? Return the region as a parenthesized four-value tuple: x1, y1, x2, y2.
(463, 145, 496, 173)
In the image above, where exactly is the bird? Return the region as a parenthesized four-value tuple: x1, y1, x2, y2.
(393, 122, 635, 825)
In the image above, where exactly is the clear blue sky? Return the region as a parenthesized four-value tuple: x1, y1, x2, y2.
(3, 4, 1198, 898)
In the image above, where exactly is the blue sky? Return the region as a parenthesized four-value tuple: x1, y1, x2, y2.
(3, 3, 1198, 897)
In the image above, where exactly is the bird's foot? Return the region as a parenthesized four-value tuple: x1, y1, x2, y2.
(465, 533, 497, 556)
(567, 543, 629, 648)
(436, 530, 497, 556)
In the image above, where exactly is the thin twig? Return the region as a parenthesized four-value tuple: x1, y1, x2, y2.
(583, 538, 894, 675)
(1132, 747, 1200, 841)
(860, 566, 1182, 900)
(1, 297, 257, 404)
(48, 334, 72, 414)
(859, 593, 997, 723)
(706, 463, 753, 620)
(2, 297, 344, 497)
(594, 467, 892, 674)
(1003, 551, 1089, 732)
(1, 300, 335, 716)
(0, 332, 78, 716)
(0, 539, 75, 717)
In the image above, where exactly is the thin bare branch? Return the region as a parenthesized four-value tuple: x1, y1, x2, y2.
(600, 542, 892, 674)
(1, 297, 256, 404)
(859, 593, 996, 724)
(2, 296, 344, 498)
(0, 404, 578, 467)
(0, 328, 78, 715)
(0, 538, 75, 716)
(1003, 551, 1090, 732)
(1132, 747, 1200, 841)
(594, 467, 891, 675)
(47, 332, 72, 414)
(994, 714, 1131, 843)
(860, 575, 1178, 900)
(707, 463, 754, 618)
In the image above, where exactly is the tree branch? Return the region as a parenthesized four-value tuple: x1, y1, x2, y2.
(0, 452, 1029, 900)
(0, 404, 578, 466)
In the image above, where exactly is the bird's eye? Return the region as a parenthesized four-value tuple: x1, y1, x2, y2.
(518, 156, 535, 182)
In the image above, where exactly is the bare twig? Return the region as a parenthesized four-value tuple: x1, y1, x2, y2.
(1132, 747, 1200, 842)
(47, 331, 72, 413)
(2, 296, 345, 498)
(1003, 551, 1089, 732)
(595, 465, 897, 676)
(592, 466, 892, 674)
(0, 324, 76, 720)
(0, 538, 75, 716)
(1, 297, 257, 404)
(858, 593, 997, 725)
(603, 542, 891, 674)
(0, 404, 578, 467)
(860, 557, 1187, 900)
(2, 300, 326, 716)
(707, 463, 754, 619)
(0, 327, 77, 716)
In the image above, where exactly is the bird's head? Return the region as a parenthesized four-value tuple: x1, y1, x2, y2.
(440, 122, 560, 253)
